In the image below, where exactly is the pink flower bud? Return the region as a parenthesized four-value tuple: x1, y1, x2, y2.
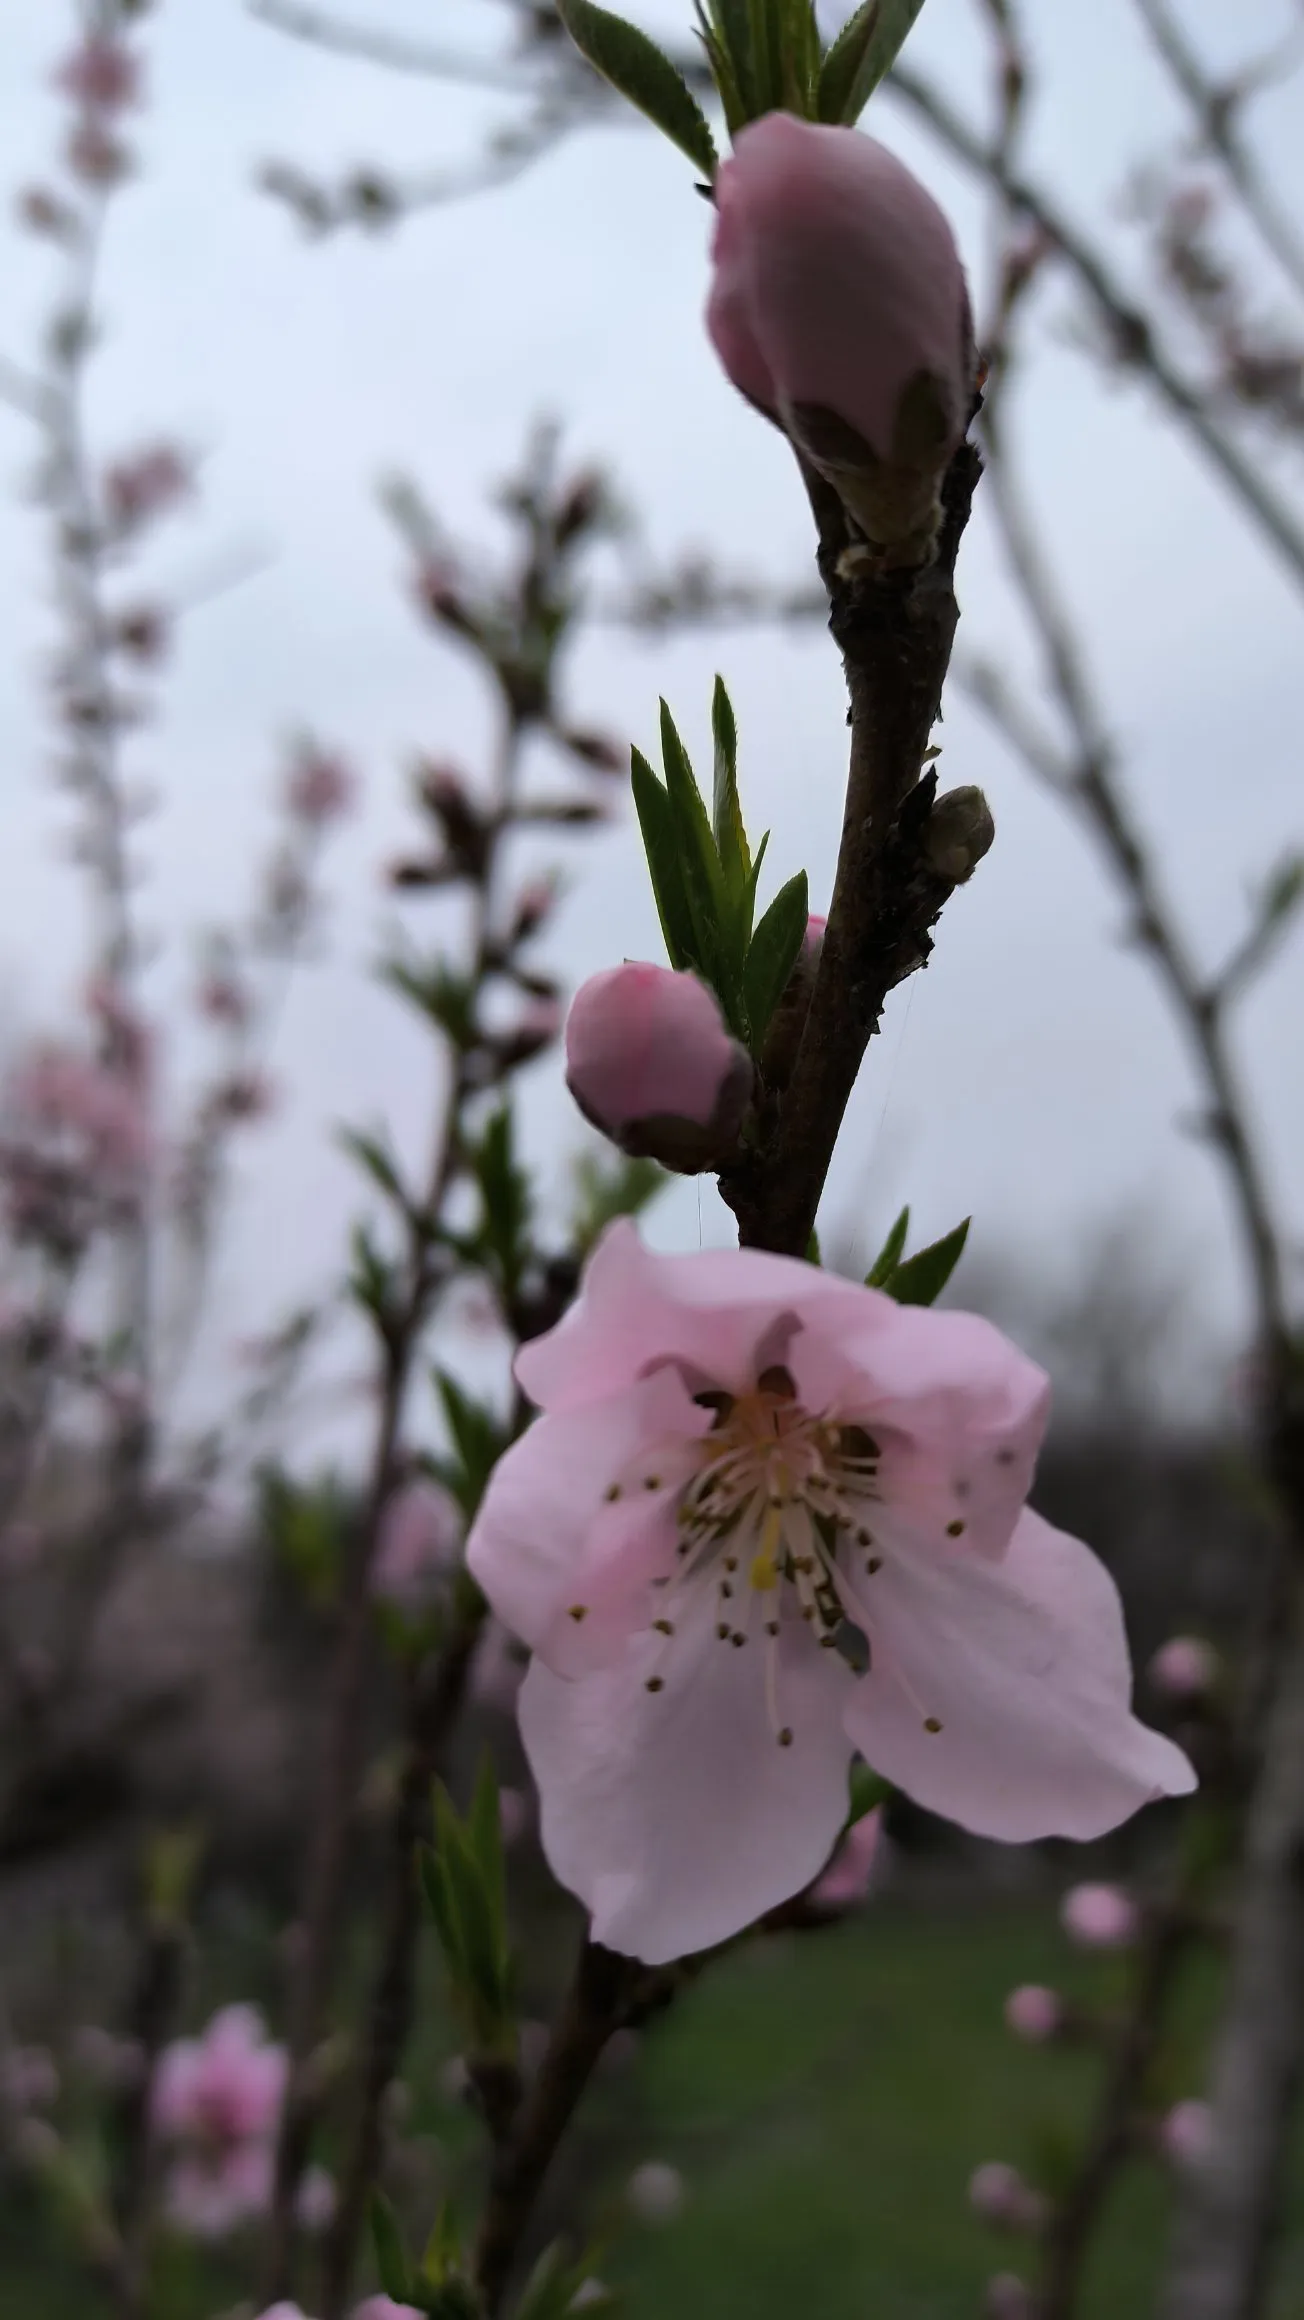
(287, 744, 356, 825)
(1149, 1635, 1219, 1702)
(371, 1481, 463, 1613)
(1004, 1985, 1062, 2043)
(1159, 2098, 1214, 2170)
(968, 2163, 1046, 2233)
(56, 36, 141, 113)
(564, 964, 753, 1174)
(707, 114, 973, 565)
(1060, 1882, 1138, 1950)
(985, 2275, 1036, 2320)
(626, 2160, 685, 2224)
(810, 1806, 883, 1910)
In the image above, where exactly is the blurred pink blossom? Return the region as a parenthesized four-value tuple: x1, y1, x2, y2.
(165, 2139, 273, 2238)
(103, 443, 191, 532)
(968, 2162, 1046, 2233)
(67, 118, 131, 185)
(153, 2003, 284, 2144)
(287, 744, 357, 826)
(352, 2300, 422, 2320)
(625, 2159, 685, 2224)
(1149, 1635, 1219, 1701)
(466, 1223, 1193, 1966)
(297, 2163, 337, 2232)
(1060, 1882, 1138, 1950)
(469, 1618, 527, 1712)
(985, 2276, 1037, 2319)
(0, 2046, 58, 2112)
(1160, 2098, 1214, 2169)
(371, 1480, 463, 1613)
(1003, 1985, 1063, 2043)
(810, 1806, 884, 1910)
(564, 963, 753, 1173)
(56, 35, 141, 112)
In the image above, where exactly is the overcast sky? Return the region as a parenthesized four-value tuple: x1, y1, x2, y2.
(1, 0, 1302, 1433)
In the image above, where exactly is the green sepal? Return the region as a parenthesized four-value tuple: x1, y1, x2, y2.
(743, 869, 808, 1050)
(631, 746, 696, 972)
(371, 2190, 414, 2306)
(817, 0, 927, 124)
(885, 1216, 970, 1306)
(846, 1761, 893, 1830)
(556, 0, 718, 176)
(865, 1206, 910, 1287)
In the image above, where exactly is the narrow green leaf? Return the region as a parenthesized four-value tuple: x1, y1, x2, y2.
(865, 1205, 910, 1287)
(418, 1843, 459, 1966)
(886, 1216, 970, 1306)
(711, 675, 750, 903)
(469, 1755, 506, 1937)
(631, 747, 696, 971)
(781, 0, 822, 112)
(371, 2191, 413, 2304)
(744, 870, 809, 1049)
(556, 0, 718, 175)
(739, 827, 770, 945)
(817, 0, 927, 124)
(658, 700, 745, 1029)
(696, 0, 750, 133)
(337, 1124, 407, 1205)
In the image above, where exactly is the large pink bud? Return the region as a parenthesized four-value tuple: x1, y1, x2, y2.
(564, 964, 753, 1174)
(707, 113, 973, 566)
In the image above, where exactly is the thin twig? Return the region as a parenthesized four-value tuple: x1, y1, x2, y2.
(887, 60, 1304, 594)
(1131, 0, 1304, 301)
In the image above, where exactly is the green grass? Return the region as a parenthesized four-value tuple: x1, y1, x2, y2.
(7, 1894, 1304, 2319)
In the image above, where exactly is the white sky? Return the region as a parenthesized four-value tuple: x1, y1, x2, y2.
(0, 0, 1302, 1433)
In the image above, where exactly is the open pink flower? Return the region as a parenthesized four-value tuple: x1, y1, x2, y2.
(707, 114, 973, 563)
(565, 963, 752, 1173)
(466, 1225, 1194, 1964)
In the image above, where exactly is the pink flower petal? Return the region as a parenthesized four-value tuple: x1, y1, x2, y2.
(519, 1596, 855, 1964)
(842, 1508, 1195, 1839)
(467, 1363, 711, 1654)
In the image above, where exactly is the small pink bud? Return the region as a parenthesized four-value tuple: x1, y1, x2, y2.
(985, 2275, 1037, 2320)
(968, 2163, 1046, 2233)
(626, 2160, 685, 2224)
(564, 964, 753, 1174)
(56, 36, 141, 113)
(1060, 1882, 1138, 1950)
(810, 1807, 883, 1910)
(707, 115, 973, 566)
(1149, 1636, 1219, 1702)
(67, 120, 132, 184)
(286, 743, 356, 825)
(1004, 1985, 1062, 2043)
(1159, 2098, 1214, 2170)
(104, 444, 191, 531)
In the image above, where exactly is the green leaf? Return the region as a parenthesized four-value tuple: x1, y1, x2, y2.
(337, 1124, 407, 1207)
(556, 0, 718, 175)
(468, 1754, 506, 1934)
(371, 2191, 413, 2305)
(865, 1205, 910, 1287)
(711, 674, 750, 905)
(780, 0, 822, 112)
(658, 699, 744, 1029)
(744, 870, 809, 1049)
(631, 747, 696, 971)
(817, 0, 927, 124)
(696, 0, 751, 131)
(886, 1216, 970, 1306)
(432, 1372, 503, 1519)
(570, 1151, 666, 1254)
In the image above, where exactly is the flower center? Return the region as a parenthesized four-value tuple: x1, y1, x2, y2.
(643, 1369, 887, 1744)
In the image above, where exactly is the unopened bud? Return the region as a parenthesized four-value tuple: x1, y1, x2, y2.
(565, 963, 753, 1174)
(924, 786, 995, 884)
(760, 911, 826, 1090)
(968, 2163, 1046, 2234)
(1060, 1882, 1138, 1950)
(1003, 1985, 1062, 2044)
(707, 115, 974, 567)
(1149, 1635, 1219, 1702)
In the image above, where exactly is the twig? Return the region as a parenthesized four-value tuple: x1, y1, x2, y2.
(1036, 1893, 1194, 2318)
(720, 440, 984, 1256)
(247, 0, 538, 91)
(1159, 1586, 1304, 2320)
(317, 1600, 486, 2320)
(1131, 0, 1304, 301)
(887, 60, 1304, 594)
(471, 1940, 644, 2315)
